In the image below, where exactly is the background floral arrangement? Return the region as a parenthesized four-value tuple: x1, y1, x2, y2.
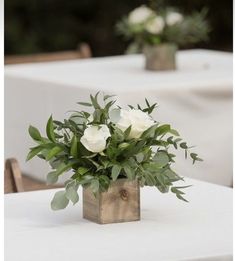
(27, 93, 202, 210)
(116, 5, 210, 53)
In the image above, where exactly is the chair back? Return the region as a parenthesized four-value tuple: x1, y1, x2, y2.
(5, 43, 92, 65)
(4, 158, 24, 193)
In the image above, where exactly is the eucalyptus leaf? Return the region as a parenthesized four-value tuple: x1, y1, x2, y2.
(65, 185, 79, 205)
(47, 171, 59, 184)
(153, 151, 169, 167)
(123, 165, 135, 180)
(51, 191, 69, 210)
(111, 165, 122, 181)
(90, 179, 99, 193)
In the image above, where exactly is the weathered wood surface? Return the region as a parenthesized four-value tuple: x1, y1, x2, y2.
(143, 43, 177, 71)
(83, 179, 140, 224)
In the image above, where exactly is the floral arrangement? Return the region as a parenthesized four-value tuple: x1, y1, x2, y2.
(27, 93, 202, 210)
(116, 5, 209, 52)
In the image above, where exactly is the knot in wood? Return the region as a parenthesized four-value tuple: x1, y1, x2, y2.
(119, 189, 128, 201)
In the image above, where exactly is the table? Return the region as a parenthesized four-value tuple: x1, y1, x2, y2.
(4, 178, 233, 261)
(5, 49, 233, 186)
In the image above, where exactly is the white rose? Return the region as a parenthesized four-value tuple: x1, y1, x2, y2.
(80, 125, 111, 153)
(166, 11, 183, 26)
(128, 5, 154, 25)
(116, 109, 155, 139)
(146, 16, 165, 34)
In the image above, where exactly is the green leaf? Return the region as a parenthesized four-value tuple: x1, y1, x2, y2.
(93, 109, 102, 122)
(46, 146, 63, 161)
(77, 102, 92, 107)
(176, 194, 189, 202)
(144, 172, 156, 186)
(190, 153, 203, 164)
(153, 151, 169, 167)
(70, 135, 78, 158)
(141, 124, 158, 139)
(124, 125, 132, 139)
(79, 174, 94, 185)
(47, 171, 59, 184)
(28, 125, 42, 141)
(136, 153, 144, 163)
(99, 175, 110, 185)
(46, 115, 56, 142)
(77, 167, 89, 175)
(111, 165, 122, 181)
(180, 142, 188, 149)
(55, 162, 73, 176)
(145, 98, 150, 107)
(99, 175, 110, 191)
(105, 100, 116, 112)
(169, 129, 180, 136)
(65, 185, 79, 205)
(26, 146, 44, 161)
(143, 162, 162, 172)
(104, 94, 116, 101)
(123, 165, 135, 180)
(51, 191, 69, 210)
(163, 168, 183, 182)
(90, 93, 101, 109)
(90, 179, 99, 193)
(174, 185, 192, 189)
(156, 124, 171, 136)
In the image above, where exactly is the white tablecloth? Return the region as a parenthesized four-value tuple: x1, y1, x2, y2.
(4, 178, 233, 261)
(5, 49, 233, 186)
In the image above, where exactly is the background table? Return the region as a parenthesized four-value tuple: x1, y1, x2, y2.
(5, 49, 233, 186)
(4, 178, 232, 261)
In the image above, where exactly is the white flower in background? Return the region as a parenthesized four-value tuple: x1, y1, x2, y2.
(146, 16, 165, 34)
(116, 109, 155, 139)
(166, 11, 183, 26)
(81, 125, 111, 153)
(128, 5, 154, 25)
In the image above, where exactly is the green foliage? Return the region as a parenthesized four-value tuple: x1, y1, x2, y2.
(27, 92, 202, 210)
(116, 6, 210, 51)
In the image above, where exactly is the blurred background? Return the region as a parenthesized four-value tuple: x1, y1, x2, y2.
(5, 0, 233, 57)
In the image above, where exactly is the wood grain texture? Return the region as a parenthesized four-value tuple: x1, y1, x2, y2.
(83, 179, 140, 224)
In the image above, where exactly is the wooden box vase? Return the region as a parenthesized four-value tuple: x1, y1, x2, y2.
(83, 179, 140, 224)
(143, 43, 177, 71)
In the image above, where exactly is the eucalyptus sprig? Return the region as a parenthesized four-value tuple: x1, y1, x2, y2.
(27, 93, 202, 210)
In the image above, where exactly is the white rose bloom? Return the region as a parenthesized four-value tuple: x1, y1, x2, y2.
(128, 5, 154, 25)
(146, 16, 165, 34)
(166, 11, 183, 26)
(116, 109, 155, 139)
(80, 125, 111, 153)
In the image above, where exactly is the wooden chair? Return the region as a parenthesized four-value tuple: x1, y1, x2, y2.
(4, 158, 62, 194)
(5, 43, 92, 65)
(4, 158, 24, 193)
